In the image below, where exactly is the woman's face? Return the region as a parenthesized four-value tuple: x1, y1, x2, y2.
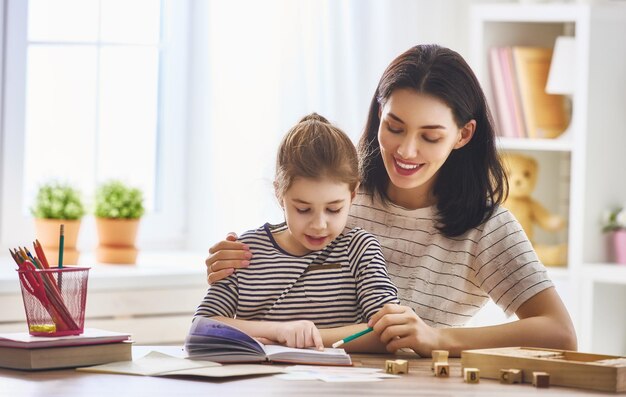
(377, 88, 474, 208)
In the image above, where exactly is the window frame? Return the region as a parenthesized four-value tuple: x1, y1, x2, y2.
(0, 0, 190, 250)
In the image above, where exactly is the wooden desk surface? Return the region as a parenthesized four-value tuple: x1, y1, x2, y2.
(0, 347, 609, 397)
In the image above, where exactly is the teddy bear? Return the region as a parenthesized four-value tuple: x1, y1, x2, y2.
(502, 153, 568, 267)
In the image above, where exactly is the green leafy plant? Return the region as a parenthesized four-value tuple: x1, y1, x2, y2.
(602, 206, 626, 232)
(95, 180, 145, 219)
(31, 181, 86, 220)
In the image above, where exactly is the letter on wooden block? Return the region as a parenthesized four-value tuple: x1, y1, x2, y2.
(532, 371, 550, 388)
(394, 359, 408, 374)
(500, 368, 523, 384)
(385, 359, 408, 374)
(431, 350, 449, 370)
(434, 362, 449, 377)
(463, 367, 480, 383)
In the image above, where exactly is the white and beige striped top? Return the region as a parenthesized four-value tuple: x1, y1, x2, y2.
(346, 191, 553, 328)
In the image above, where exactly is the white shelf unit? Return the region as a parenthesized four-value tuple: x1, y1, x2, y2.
(470, 3, 626, 354)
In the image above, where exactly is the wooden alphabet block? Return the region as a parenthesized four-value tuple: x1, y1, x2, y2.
(500, 368, 523, 384)
(533, 371, 550, 388)
(431, 350, 449, 371)
(385, 359, 408, 374)
(463, 367, 480, 383)
(434, 362, 450, 377)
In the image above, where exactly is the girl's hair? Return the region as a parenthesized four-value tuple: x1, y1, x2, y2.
(275, 113, 360, 197)
(358, 44, 508, 237)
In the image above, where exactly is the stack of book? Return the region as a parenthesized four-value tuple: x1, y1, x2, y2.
(488, 46, 568, 139)
(0, 328, 132, 370)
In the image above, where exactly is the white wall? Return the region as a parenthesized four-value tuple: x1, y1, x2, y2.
(185, 0, 507, 250)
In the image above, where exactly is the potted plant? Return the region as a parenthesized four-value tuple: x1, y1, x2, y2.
(31, 181, 86, 265)
(602, 206, 626, 265)
(94, 180, 145, 264)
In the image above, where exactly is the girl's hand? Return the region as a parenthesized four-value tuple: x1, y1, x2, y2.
(205, 233, 252, 284)
(368, 303, 440, 357)
(273, 320, 324, 350)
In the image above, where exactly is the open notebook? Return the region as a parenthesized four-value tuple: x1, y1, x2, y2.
(185, 317, 352, 366)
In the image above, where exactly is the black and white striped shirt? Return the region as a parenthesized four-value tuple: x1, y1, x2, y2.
(346, 192, 554, 328)
(195, 223, 399, 328)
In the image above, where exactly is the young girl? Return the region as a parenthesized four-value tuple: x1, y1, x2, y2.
(205, 45, 577, 356)
(194, 113, 398, 351)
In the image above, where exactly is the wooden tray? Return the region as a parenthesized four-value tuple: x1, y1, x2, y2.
(461, 347, 626, 393)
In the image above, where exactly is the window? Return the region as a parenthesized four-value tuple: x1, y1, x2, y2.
(1, 0, 188, 249)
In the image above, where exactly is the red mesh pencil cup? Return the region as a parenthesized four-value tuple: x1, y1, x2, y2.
(17, 266, 90, 336)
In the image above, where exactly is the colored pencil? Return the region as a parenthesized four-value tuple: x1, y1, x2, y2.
(58, 224, 65, 268)
(332, 327, 373, 348)
(34, 240, 50, 269)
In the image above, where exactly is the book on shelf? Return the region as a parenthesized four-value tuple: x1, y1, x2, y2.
(0, 328, 131, 349)
(512, 46, 568, 139)
(488, 47, 514, 138)
(78, 350, 284, 379)
(0, 341, 132, 370)
(185, 317, 352, 366)
(488, 46, 567, 140)
(500, 47, 527, 138)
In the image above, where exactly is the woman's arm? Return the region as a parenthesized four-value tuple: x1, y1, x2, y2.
(205, 233, 251, 284)
(369, 287, 577, 357)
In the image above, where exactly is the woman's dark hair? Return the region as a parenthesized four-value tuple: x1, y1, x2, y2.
(275, 113, 360, 198)
(358, 44, 507, 237)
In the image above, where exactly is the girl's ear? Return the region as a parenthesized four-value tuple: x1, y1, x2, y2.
(453, 119, 476, 150)
(351, 183, 360, 202)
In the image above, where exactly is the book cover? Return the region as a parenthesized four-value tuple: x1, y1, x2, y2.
(0, 328, 132, 349)
(512, 47, 568, 139)
(185, 317, 352, 366)
(0, 341, 132, 370)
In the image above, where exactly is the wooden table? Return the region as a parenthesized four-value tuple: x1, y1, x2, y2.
(0, 347, 610, 396)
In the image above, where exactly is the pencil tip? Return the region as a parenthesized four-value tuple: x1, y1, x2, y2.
(332, 341, 343, 348)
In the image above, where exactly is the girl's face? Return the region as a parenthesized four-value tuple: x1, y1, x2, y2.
(276, 177, 355, 256)
(378, 88, 474, 208)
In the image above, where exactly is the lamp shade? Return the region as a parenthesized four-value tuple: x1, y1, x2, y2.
(546, 36, 576, 95)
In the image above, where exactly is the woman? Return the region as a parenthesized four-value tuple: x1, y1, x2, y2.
(205, 44, 577, 356)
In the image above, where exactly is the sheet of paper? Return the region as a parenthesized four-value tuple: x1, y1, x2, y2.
(277, 364, 400, 382)
(165, 364, 284, 378)
(78, 351, 283, 379)
(77, 351, 219, 376)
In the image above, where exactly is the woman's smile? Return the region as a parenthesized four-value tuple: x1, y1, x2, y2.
(393, 157, 424, 176)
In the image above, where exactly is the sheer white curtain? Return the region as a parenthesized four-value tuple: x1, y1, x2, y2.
(185, 0, 472, 249)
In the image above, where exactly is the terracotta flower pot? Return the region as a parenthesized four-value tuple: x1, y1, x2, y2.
(34, 218, 81, 266)
(95, 218, 140, 264)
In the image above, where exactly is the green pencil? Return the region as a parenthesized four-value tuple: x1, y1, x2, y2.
(58, 224, 64, 268)
(332, 327, 373, 348)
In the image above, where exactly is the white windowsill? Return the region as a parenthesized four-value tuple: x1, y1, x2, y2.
(0, 250, 208, 293)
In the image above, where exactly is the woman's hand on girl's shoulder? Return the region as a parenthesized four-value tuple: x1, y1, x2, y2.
(368, 304, 440, 357)
(205, 233, 252, 284)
